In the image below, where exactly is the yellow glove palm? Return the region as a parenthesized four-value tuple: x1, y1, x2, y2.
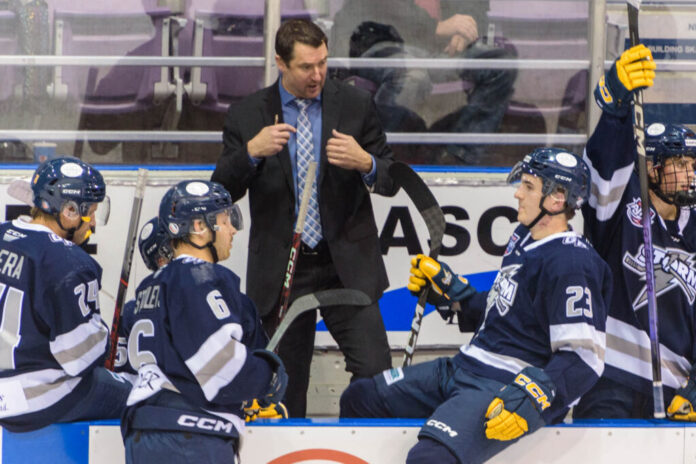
(667, 394, 696, 422)
(244, 399, 289, 422)
(616, 44, 656, 91)
(484, 397, 529, 441)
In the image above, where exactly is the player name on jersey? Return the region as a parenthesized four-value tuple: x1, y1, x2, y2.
(0, 250, 24, 280)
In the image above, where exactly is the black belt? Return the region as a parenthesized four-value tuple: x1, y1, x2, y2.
(300, 240, 329, 255)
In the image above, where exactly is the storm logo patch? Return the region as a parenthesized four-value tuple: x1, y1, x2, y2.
(623, 245, 696, 309)
(486, 264, 522, 316)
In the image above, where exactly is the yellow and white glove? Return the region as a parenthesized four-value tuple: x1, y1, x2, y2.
(407, 254, 476, 319)
(595, 43, 656, 116)
(668, 366, 696, 421)
(485, 367, 556, 441)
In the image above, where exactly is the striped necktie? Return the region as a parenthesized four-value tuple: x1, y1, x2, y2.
(295, 98, 322, 248)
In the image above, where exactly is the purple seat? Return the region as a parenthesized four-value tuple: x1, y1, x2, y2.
(0, 11, 18, 102)
(47, 3, 174, 113)
(182, 4, 315, 112)
(487, 0, 589, 132)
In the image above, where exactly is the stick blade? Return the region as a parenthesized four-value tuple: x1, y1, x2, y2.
(8, 179, 34, 206)
(389, 162, 446, 258)
(266, 289, 370, 352)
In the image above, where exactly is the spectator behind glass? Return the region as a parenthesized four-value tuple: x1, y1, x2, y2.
(330, 0, 517, 165)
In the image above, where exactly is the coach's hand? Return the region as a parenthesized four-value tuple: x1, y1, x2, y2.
(326, 129, 373, 174)
(247, 123, 296, 158)
(485, 367, 555, 441)
(595, 44, 655, 117)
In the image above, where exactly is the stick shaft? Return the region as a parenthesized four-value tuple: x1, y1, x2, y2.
(272, 161, 317, 336)
(388, 162, 446, 367)
(627, 2, 665, 418)
(105, 168, 148, 370)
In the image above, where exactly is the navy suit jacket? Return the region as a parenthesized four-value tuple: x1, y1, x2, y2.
(212, 78, 398, 316)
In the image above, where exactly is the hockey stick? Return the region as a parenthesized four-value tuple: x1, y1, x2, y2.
(267, 289, 370, 352)
(105, 168, 148, 370)
(7, 179, 34, 206)
(269, 161, 318, 336)
(389, 162, 446, 367)
(244, 289, 369, 420)
(627, 0, 665, 418)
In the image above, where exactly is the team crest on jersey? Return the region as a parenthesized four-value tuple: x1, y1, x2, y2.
(504, 233, 520, 256)
(485, 264, 522, 316)
(623, 244, 696, 308)
(626, 197, 656, 228)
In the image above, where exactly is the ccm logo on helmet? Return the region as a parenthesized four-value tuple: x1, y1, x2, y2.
(177, 414, 234, 434)
(61, 188, 81, 195)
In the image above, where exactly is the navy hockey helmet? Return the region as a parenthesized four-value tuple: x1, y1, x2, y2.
(645, 122, 696, 165)
(507, 147, 591, 210)
(31, 156, 107, 218)
(645, 123, 696, 207)
(138, 217, 173, 271)
(159, 180, 242, 240)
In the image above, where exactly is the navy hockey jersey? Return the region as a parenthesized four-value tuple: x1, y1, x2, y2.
(455, 225, 612, 423)
(0, 219, 108, 431)
(582, 112, 696, 400)
(123, 255, 273, 434)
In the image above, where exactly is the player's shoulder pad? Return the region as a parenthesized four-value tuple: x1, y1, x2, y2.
(166, 257, 240, 289)
(42, 234, 101, 282)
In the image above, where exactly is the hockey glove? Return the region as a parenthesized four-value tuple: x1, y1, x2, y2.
(595, 44, 655, 117)
(252, 349, 288, 408)
(407, 254, 476, 319)
(484, 366, 556, 441)
(244, 399, 289, 422)
(668, 365, 696, 421)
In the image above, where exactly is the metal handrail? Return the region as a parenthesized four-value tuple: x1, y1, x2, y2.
(0, 130, 588, 145)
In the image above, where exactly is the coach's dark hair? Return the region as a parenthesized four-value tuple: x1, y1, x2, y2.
(275, 19, 327, 63)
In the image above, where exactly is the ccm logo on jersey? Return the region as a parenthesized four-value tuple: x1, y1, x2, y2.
(177, 414, 234, 434)
(426, 419, 458, 437)
(513, 373, 551, 410)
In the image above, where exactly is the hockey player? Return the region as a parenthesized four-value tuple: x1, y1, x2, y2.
(0, 157, 130, 432)
(121, 180, 288, 463)
(573, 44, 696, 420)
(340, 148, 612, 463)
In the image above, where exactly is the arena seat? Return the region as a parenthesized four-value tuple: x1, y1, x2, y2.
(180, 0, 315, 113)
(46, 1, 175, 113)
